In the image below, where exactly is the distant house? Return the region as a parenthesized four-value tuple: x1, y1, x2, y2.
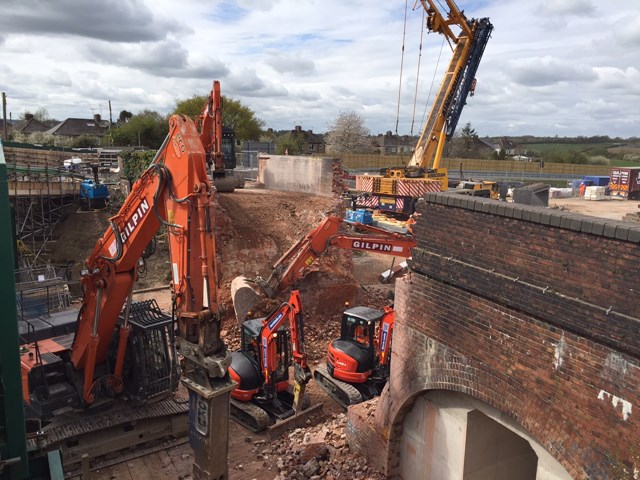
(12, 115, 49, 135)
(45, 114, 110, 143)
(376, 131, 418, 155)
(291, 125, 325, 154)
(498, 137, 517, 156)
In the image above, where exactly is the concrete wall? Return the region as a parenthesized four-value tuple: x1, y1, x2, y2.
(347, 193, 640, 479)
(257, 154, 341, 197)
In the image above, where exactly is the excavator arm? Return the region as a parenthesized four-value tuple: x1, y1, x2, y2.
(67, 97, 233, 477)
(231, 216, 416, 322)
(258, 290, 311, 412)
(197, 80, 224, 175)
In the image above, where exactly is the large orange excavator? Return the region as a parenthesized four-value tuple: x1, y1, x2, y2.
(231, 216, 416, 322)
(19, 81, 234, 478)
(228, 290, 315, 432)
(313, 305, 394, 408)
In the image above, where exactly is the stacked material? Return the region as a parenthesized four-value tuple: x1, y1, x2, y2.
(549, 187, 574, 198)
(585, 186, 607, 201)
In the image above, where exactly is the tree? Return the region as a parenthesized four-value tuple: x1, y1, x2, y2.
(121, 150, 155, 188)
(110, 110, 168, 149)
(325, 111, 371, 154)
(173, 94, 264, 142)
(21, 107, 50, 122)
(118, 110, 133, 123)
(275, 131, 305, 155)
(460, 122, 478, 157)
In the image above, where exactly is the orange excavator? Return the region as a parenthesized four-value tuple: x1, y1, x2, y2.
(230, 215, 416, 322)
(228, 290, 315, 432)
(19, 81, 234, 478)
(314, 305, 394, 408)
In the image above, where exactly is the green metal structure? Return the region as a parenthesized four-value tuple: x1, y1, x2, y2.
(0, 141, 64, 480)
(0, 140, 28, 478)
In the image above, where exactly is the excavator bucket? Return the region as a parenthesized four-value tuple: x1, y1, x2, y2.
(230, 276, 263, 324)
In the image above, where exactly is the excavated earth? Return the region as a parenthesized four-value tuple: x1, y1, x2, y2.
(55, 181, 396, 480)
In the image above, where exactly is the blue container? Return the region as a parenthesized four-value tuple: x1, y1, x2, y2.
(345, 209, 373, 224)
(583, 175, 610, 187)
(80, 180, 109, 200)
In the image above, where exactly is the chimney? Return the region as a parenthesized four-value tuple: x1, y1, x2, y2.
(295, 125, 302, 132)
(94, 113, 101, 124)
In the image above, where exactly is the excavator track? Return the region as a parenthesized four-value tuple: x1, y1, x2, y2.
(313, 365, 363, 409)
(230, 398, 272, 433)
(27, 398, 189, 468)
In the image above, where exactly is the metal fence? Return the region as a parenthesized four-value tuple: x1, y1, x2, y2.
(15, 264, 71, 320)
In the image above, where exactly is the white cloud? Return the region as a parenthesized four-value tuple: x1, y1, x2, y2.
(0, 0, 638, 138)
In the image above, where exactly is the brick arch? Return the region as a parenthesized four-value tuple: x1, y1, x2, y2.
(375, 338, 582, 479)
(347, 196, 640, 480)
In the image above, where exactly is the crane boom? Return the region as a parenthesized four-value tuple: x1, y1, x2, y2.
(354, 1, 493, 217)
(409, 0, 493, 169)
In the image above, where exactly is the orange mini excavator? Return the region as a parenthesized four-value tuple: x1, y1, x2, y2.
(228, 290, 315, 432)
(313, 304, 394, 408)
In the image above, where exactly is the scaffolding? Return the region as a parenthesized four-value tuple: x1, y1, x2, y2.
(15, 264, 71, 320)
(5, 146, 85, 267)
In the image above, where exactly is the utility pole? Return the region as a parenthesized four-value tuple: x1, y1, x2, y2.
(108, 100, 113, 126)
(2, 92, 7, 141)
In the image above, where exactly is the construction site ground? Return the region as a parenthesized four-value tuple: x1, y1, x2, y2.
(48, 183, 639, 480)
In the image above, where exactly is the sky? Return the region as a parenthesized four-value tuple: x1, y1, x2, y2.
(1, 0, 639, 138)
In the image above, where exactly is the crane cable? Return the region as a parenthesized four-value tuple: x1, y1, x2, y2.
(421, 36, 446, 129)
(410, 6, 426, 135)
(394, 0, 409, 137)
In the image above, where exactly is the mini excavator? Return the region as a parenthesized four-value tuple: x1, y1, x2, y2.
(313, 305, 394, 408)
(228, 290, 316, 432)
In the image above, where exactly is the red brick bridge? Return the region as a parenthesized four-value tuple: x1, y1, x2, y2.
(347, 193, 639, 480)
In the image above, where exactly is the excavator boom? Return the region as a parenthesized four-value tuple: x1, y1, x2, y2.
(231, 216, 416, 322)
(20, 82, 236, 479)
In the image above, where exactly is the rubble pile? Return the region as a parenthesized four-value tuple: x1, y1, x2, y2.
(242, 413, 385, 480)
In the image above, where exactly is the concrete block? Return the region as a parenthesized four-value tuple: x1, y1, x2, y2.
(627, 227, 640, 243)
(615, 225, 630, 241)
(580, 218, 594, 234)
(570, 217, 583, 232)
(560, 216, 573, 229)
(502, 203, 516, 218)
(511, 206, 524, 220)
(603, 223, 617, 238)
(540, 211, 552, 225)
(549, 213, 562, 227)
(591, 221, 605, 236)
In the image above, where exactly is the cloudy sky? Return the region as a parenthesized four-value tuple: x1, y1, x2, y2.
(1, 0, 639, 138)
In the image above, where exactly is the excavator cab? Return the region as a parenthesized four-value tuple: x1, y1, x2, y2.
(327, 307, 385, 382)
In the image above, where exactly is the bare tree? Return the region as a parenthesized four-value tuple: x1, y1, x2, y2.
(325, 111, 371, 154)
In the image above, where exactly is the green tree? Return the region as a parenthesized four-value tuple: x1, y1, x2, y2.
(110, 110, 168, 149)
(275, 131, 305, 155)
(325, 111, 371, 154)
(121, 150, 156, 188)
(173, 95, 264, 142)
(460, 122, 479, 157)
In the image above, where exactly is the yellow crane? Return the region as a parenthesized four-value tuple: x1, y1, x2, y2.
(355, 0, 493, 216)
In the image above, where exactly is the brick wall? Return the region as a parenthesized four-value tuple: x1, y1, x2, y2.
(348, 194, 640, 479)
